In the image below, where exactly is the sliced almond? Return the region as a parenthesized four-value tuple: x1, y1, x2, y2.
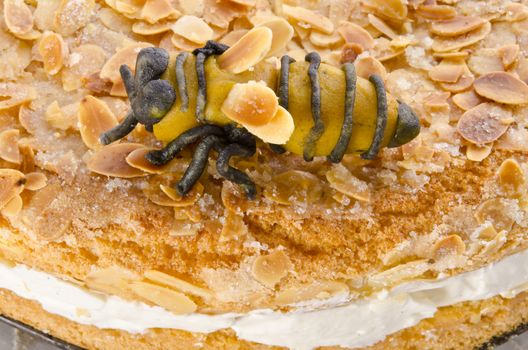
(220, 209, 248, 242)
(141, 0, 180, 24)
(24, 172, 47, 191)
(501, 3, 528, 22)
(373, 37, 405, 62)
(100, 43, 153, 84)
(309, 30, 343, 48)
(251, 250, 292, 288)
(4, 0, 34, 36)
(87, 143, 147, 178)
(326, 164, 370, 202)
(85, 266, 139, 296)
(432, 22, 491, 53)
(439, 70, 474, 93)
(276, 281, 348, 305)
(282, 5, 333, 34)
(125, 148, 169, 174)
(132, 20, 173, 35)
(129, 282, 197, 314)
(467, 49, 504, 76)
(53, 0, 95, 36)
(0, 169, 25, 209)
(62, 44, 107, 92)
(170, 33, 202, 51)
(340, 43, 363, 64)
(474, 72, 528, 105)
(221, 81, 278, 126)
(498, 45, 519, 69)
(143, 174, 203, 207)
(369, 260, 430, 288)
(432, 234, 466, 261)
(38, 31, 67, 75)
(79, 96, 118, 150)
(362, 0, 407, 21)
(144, 270, 213, 299)
(368, 14, 398, 39)
(264, 170, 323, 205)
(217, 27, 272, 74)
(457, 103, 512, 145)
(1, 194, 22, 217)
(452, 90, 482, 111)
(497, 159, 525, 197)
(257, 18, 294, 56)
(244, 106, 295, 145)
(466, 144, 492, 162)
(0, 83, 37, 110)
(416, 5, 456, 20)
(354, 56, 387, 81)
(338, 22, 375, 51)
(428, 61, 465, 83)
(430, 16, 486, 36)
(0, 129, 20, 164)
(170, 15, 213, 44)
(475, 198, 515, 232)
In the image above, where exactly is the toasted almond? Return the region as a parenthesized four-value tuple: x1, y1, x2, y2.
(467, 49, 504, 76)
(0, 129, 20, 164)
(452, 90, 483, 111)
(256, 18, 294, 56)
(132, 20, 173, 35)
(474, 72, 528, 105)
(24, 172, 47, 191)
(244, 106, 294, 145)
(499, 45, 519, 69)
(424, 92, 450, 112)
(0, 83, 37, 110)
(432, 234, 466, 261)
(309, 30, 344, 48)
(54, 0, 95, 36)
(125, 148, 169, 174)
(497, 159, 525, 197)
(79, 96, 119, 150)
(221, 81, 278, 126)
(38, 31, 67, 75)
(373, 37, 405, 62)
(433, 51, 469, 59)
(326, 164, 371, 202)
(416, 5, 456, 20)
(219, 29, 248, 46)
(251, 250, 292, 288)
(170, 33, 202, 51)
(457, 103, 511, 145)
(87, 143, 147, 178)
(62, 44, 107, 92)
(4, 0, 33, 36)
(369, 260, 430, 288)
(428, 61, 465, 83)
(114, 0, 141, 17)
(264, 170, 323, 205)
(0, 169, 25, 209)
(217, 27, 272, 74)
(18, 144, 35, 173)
(466, 144, 492, 162)
(475, 198, 515, 232)
(45, 100, 77, 130)
(432, 21, 491, 53)
(100, 43, 153, 84)
(141, 0, 179, 24)
(144, 270, 213, 299)
(170, 15, 213, 44)
(85, 266, 139, 296)
(368, 14, 398, 39)
(143, 174, 203, 207)
(431, 16, 486, 37)
(220, 209, 248, 242)
(355, 56, 387, 81)
(282, 5, 333, 34)
(439, 70, 474, 93)
(276, 281, 348, 305)
(362, 0, 407, 21)
(129, 281, 197, 314)
(338, 21, 375, 51)
(501, 3, 528, 22)
(1, 194, 22, 217)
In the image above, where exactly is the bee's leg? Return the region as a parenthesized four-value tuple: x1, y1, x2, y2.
(146, 125, 225, 166)
(176, 134, 225, 196)
(216, 143, 257, 200)
(99, 112, 138, 145)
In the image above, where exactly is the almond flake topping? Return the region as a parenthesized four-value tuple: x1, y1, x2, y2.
(355, 57, 387, 81)
(170, 15, 213, 44)
(85, 266, 139, 296)
(217, 27, 272, 74)
(475, 198, 515, 232)
(251, 250, 292, 288)
(220, 209, 248, 242)
(125, 148, 169, 174)
(497, 159, 525, 197)
(87, 143, 147, 178)
(100, 43, 153, 85)
(1, 194, 22, 217)
(0, 169, 25, 209)
(79, 96, 119, 150)
(132, 21, 173, 35)
(0, 129, 20, 164)
(416, 5, 456, 20)
(257, 18, 294, 56)
(432, 234, 466, 261)
(428, 61, 465, 83)
(432, 21, 491, 53)
(141, 0, 180, 24)
(468, 49, 504, 76)
(24, 172, 47, 191)
(264, 170, 323, 205)
(0, 83, 37, 110)
(129, 281, 197, 314)
(457, 103, 512, 145)
(326, 164, 371, 202)
(474, 72, 528, 105)
(144, 270, 213, 300)
(362, 0, 407, 21)
(338, 22, 375, 51)
(282, 5, 334, 34)
(368, 14, 398, 40)
(466, 144, 492, 162)
(4, 0, 34, 36)
(499, 44, 519, 68)
(275, 281, 349, 305)
(431, 16, 486, 37)
(38, 31, 67, 75)
(221, 81, 278, 126)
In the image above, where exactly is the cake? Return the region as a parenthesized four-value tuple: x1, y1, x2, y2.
(1, 0, 528, 349)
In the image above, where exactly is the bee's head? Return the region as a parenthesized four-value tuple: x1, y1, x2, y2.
(388, 102, 421, 148)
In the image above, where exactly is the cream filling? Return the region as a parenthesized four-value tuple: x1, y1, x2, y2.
(2, 249, 528, 350)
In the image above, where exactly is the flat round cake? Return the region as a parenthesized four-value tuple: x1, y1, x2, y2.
(1, 0, 528, 349)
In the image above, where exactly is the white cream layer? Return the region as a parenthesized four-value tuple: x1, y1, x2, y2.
(2, 249, 528, 350)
